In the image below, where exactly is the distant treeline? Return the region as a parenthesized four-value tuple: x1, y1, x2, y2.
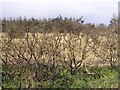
(1, 15, 118, 38)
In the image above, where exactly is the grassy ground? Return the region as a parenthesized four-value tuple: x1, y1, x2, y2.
(2, 64, 119, 88)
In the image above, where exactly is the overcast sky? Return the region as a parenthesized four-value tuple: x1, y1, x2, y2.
(0, 0, 119, 25)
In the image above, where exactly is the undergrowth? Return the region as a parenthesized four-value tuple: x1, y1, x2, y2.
(2, 64, 119, 88)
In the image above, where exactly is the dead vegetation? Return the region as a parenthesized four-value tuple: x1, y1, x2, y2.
(1, 16, 118, 88)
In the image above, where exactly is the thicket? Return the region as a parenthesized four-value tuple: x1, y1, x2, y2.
(1, 15, 119, 88)
(2, 15, 117, 38)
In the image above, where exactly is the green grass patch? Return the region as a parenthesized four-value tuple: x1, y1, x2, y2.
(2, 64, 119, 88)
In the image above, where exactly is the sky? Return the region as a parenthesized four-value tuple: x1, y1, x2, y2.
(0, 0, 119, 25)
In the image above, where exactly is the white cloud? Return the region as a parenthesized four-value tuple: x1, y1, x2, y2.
(0, 0, 119, 25)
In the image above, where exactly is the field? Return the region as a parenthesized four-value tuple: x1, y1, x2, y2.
(1, 16, 119, 88)
(1, 32, 118, 65)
